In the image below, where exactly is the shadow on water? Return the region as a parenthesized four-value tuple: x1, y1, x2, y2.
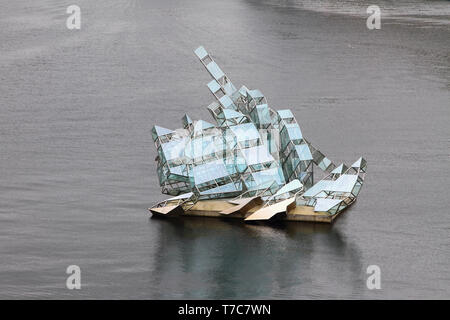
(148, 215, 363, 299)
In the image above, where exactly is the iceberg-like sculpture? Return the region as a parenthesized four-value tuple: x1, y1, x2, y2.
(149, 47, 366, 223)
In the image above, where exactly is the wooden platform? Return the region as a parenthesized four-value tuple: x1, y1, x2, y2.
(150, 198, 345, 223)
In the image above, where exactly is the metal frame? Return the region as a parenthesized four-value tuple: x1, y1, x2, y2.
(150, 47, 367, 217)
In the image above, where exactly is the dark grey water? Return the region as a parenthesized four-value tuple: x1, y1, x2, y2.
(0, 0, 449, 299)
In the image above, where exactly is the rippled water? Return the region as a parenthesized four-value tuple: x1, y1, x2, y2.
(0, 0, 449, 299)
(264, 0, 450, 24)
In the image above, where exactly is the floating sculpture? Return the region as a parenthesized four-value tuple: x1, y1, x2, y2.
(149, 46, 366, 223)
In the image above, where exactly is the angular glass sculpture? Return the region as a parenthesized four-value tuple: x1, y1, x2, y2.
(150, 47, 366, 216)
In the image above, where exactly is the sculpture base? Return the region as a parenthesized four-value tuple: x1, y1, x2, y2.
(149, 199, 351, 224)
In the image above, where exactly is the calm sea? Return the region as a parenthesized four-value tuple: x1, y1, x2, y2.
(0, 0, 449, 299)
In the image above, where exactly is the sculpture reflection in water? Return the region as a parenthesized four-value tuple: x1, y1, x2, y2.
(150, 46, 366, 223)
(149, 217, 363, 299)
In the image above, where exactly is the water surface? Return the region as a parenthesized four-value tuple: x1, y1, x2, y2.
(0, 0, 449, 299)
